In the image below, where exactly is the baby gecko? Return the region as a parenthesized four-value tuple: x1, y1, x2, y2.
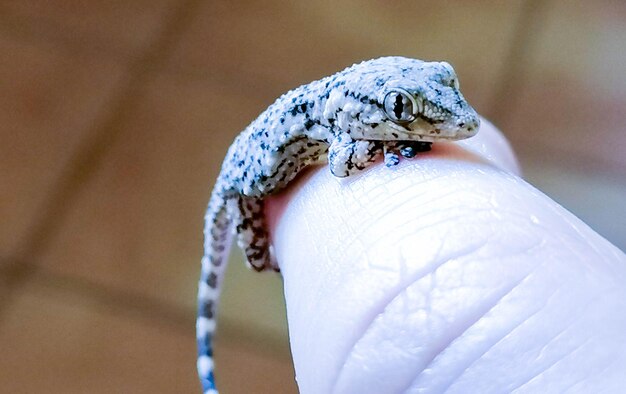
(197, 56, 480, 393)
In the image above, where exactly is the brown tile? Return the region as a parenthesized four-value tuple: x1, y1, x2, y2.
(216, 335, 297, 393)
(220, 253, 291, 341)
(37, 73, 290, 339)
(501, 0, 626, 174)
(0, 32, 127, 259)
(0, 280, 295, 393)
(0, 272, 11, 308)
(164, 0, 524, 112)
(0, 282, 198, 393)
(0, 0, 176, 57)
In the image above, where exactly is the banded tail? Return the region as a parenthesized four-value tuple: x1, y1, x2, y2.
(197, 190, 232, 394)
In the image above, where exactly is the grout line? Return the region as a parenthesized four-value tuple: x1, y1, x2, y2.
(32, 267, 292, 359)
(0, 0, 206, 319)
(31, 268, 194, 333)
(0, 265, 292, 359)
(487, 0, 552, 124)
(0, 261, 36, 319)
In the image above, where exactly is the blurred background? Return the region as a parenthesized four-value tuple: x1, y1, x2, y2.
(0, 0, 624, 392)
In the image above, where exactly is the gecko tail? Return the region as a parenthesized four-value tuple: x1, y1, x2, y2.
(197, 190, 232, 394)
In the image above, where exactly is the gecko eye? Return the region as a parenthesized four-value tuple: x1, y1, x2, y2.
(383, 88, 420, 124)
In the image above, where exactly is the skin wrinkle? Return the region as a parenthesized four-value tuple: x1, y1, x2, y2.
(286, 158, 491, 262)
(330, 237, 489, 393)
(562, 356, 616, 394)
(342, 176, 540, 394)
(504, 293, 601, 394)
(292, 164, 517, 392)
(510, 338, 592, 394)
(358, 215, 484, 268)
(332, 229, 546, 393)
(394, 242, 549, 393)
(361, 182, 456, 225)
(560, 363, 596, 394)
(394, 224, 454, 276)
(547, 203, 612, 270)
(337, 161, 449, 213)
(335, 210, 485, 276)
(429, 282, 562, 394)
(338, 223, 488, 307)
(372, 182, 478, 225)
(338, 255, 526, 394)
(337, 174, 500, 258)
(352, 181, 428, 219)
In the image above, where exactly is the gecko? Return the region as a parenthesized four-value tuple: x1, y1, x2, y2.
(197, 56, 480, 393)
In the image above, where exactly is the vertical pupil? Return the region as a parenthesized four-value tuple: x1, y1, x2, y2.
(393, 94, 405, 119)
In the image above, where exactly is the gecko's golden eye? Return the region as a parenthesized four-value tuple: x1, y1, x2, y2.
(383, 88, 420, 124)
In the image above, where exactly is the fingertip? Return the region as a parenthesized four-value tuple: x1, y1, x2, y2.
(271, 156, 626, 393)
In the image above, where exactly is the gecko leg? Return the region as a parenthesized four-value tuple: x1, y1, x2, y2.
(383, 144, 400, 167)
(328, 135, 383, 177)
(235, 196, 276, 272)
(395, 141, 432, 158)
(383, 141, 432, 166)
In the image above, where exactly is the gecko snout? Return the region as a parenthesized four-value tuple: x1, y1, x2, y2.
(457, 117, 480, 137)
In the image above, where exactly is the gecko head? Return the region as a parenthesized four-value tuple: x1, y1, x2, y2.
(338, 57, 480, 142)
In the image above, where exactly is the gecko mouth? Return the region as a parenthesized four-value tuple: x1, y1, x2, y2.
(385, 122, 472, 141)
(360, 115, 478, 142)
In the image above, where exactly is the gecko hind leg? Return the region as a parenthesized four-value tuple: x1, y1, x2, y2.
(235, 196, 276, 272)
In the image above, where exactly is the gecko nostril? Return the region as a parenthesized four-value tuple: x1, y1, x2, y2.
(458, 122, 465, 128)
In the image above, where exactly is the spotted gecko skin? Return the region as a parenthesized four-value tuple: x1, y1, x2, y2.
(197, 56, 480, 393)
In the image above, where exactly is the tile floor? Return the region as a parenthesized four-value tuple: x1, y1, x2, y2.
(0, 1, 623, 392)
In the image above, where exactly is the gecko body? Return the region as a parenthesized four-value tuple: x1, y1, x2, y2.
(197, 57, 480, 393)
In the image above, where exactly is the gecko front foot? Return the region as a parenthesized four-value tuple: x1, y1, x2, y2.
(384, 141, 432, 166)
(397, 141, 432, 158)
(384, 150, 400, 167)
(329, 136, 382, 177)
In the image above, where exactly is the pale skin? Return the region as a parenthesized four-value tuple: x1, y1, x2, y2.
(267, 120, 626, 393)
